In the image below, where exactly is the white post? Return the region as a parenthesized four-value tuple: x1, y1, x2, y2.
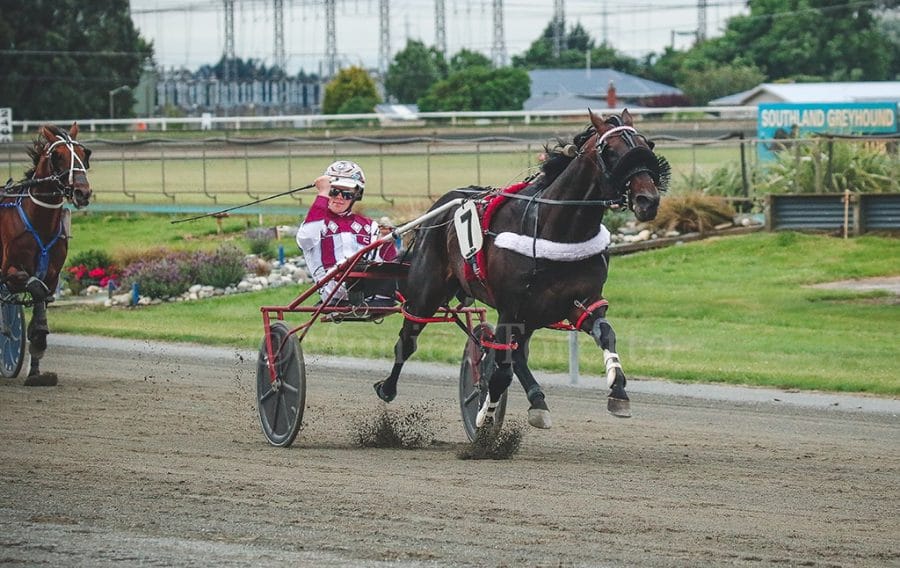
(568, 331, 579, 385)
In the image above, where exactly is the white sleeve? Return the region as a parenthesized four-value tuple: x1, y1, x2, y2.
(296, 220, 326, 281)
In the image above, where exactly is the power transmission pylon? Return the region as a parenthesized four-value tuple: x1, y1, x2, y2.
(491, 0, 506, 67)
(379, 0, 390, 74)
(325, 0, 337, 77)
(435, 0, 446, 56)
(697, 0, 708, 41)
(223, 0, 235, 81)
(553, 0, 565, 58)
(274, 0, 285, 73)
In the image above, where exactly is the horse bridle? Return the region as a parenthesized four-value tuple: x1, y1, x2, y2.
(2, 134, 90, 209)
(37, 134, 90, 207)
(593, 123, 670, 210)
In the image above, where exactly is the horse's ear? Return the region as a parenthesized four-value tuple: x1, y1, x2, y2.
(39, 125, 54, 141)
(588, 108, 609, 132)
(69, 122, 79, 140)
(621, 109, 634, 126)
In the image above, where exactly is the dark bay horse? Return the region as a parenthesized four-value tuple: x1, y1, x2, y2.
(1, 124, 92, 385)
(375, 110, 668, 428)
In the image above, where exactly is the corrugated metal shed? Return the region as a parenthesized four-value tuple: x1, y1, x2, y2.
(767, 194, 900, 234)
(859, 194, 900, 231)
(767, 194, 853, 232)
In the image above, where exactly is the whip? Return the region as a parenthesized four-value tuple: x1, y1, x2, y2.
(169, 183, 316, 224)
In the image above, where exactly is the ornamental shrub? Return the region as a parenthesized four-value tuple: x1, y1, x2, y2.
(757, 138, 899, 194)
(245, 227, 275, 259)
(65, 249, 120, 294)
(68, 249, 114, 270)
(118, 243, 252, 300)
(122, 253, 192, 299)
(192, 244, 246, 289)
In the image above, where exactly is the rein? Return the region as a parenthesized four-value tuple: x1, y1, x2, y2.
(453, 187, 626, 209)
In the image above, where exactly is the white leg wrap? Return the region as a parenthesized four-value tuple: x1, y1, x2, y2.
(603, 350, 621, 388)
(476, 396, 498, 428)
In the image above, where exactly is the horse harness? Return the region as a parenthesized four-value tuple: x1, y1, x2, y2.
(1, 133, 84, 282)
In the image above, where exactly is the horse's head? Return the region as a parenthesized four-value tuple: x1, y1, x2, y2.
(29, 123, 93, 209)
(588, 109, 669, 221)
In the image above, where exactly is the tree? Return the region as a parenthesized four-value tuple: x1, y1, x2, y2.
(448, 49, 491, 73)
(678, 64, 766, 105)
(512, 20, 641, 74)
(418, 67, 530, 112)
(384, 40, 447, 103)
(322, 66, 381, 114)
(640, 48, 688, 87)
(0, 0, 153, 120)
(680, 0, 897, 81)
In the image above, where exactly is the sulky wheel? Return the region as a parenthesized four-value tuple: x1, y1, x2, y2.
(0, 290, 26, 379)
(459, 323, 507, 442)
(256, 321, 306, 447)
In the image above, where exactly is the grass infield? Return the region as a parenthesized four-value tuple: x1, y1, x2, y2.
(52, 213, 900, 396)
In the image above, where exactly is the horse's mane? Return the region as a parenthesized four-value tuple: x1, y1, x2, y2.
(24, 125, 65, 179)
(531, 124, 598, 191)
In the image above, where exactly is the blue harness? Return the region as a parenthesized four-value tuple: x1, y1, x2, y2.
(1, 197, 64, 281)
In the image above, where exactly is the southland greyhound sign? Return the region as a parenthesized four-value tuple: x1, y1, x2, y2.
(757, 101, 898, 160)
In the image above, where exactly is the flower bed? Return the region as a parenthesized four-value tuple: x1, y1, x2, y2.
(101, 255, 311, 306)
(60, 239, 312, 307)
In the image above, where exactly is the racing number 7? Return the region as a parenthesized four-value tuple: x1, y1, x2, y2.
(453, 200, 483, 260)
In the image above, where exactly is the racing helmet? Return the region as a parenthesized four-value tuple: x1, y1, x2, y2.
(324, 160, 366, 200)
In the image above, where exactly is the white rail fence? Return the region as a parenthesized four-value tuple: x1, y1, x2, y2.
(9, 106, 758, 133)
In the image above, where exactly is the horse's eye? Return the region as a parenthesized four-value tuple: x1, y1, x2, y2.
(602, 145, 620, 160)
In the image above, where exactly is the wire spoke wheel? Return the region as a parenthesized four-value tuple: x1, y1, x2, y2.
(459, 323, 507, 442)
(256, 322, 305, 447)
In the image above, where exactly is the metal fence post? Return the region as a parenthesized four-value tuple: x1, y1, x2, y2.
(201, 147, 216, 203)
(379, 143, 393, 205)
(120, 147, 135, 201)
(739, 133, 749, 197)
(426, 143, 433, 200)
(160, 147, 175, 202)
(476, 143, 481, 185)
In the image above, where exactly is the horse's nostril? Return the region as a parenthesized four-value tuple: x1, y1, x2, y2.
(634, 194, 656, 207)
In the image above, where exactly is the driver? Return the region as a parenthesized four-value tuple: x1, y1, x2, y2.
(295, 160, 397, 306)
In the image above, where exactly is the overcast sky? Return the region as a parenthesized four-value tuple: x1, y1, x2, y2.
(131, 0, 748, 75)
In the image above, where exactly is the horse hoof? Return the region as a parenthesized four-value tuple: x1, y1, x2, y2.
(527, 408, 552, 429)
(607, 396, 631, 418)
(373, 381, 396, 403)
(24, 373, 58, 387)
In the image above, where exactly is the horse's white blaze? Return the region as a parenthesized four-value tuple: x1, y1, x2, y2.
(476, 396, 497, 428)
(604, 350, 621, 388)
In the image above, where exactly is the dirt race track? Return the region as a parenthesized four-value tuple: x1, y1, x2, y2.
(1, 335, 898, 567)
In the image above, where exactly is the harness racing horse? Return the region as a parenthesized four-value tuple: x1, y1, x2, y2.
(0, 124, 92, 385)
(374, 109, 668, 428)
